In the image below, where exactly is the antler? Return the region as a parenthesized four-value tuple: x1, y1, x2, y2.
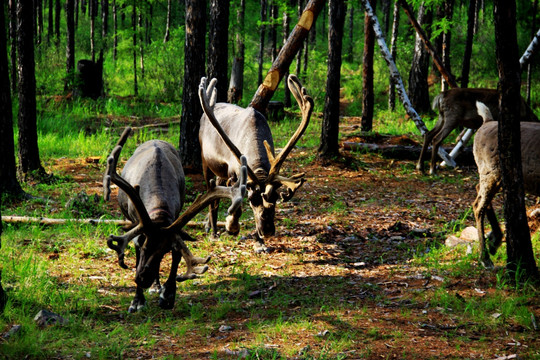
(263, 74, 313, 201)
(166, 155, 248, 233)
(103, 127, 153, 269)
(199, 77, 261, 186)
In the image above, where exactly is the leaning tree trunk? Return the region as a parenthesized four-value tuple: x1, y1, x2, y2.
(0, 1, 23, 196)
(17, 0, 45, 177)
(460, 0, 476, 88)
(180, 0, 206, 172)
(65, 0, 75, 93)
(361, 0, 375, 132)
(227, 0, 245, 104)
(250, 0, 325, 113)
(208, 0, 230, 103)
(407, 2, 432, 114)
(493, 0, 539, 281)
(318, 0, 345, 159)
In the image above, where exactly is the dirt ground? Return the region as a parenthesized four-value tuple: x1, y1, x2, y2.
(33, 115, 540, 359)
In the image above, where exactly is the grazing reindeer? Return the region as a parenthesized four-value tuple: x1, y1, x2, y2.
(417, 88, 538, 174)
(198, 75, 313, 252)
(473, 101, 540, 268)
(104, 127, 247, 312)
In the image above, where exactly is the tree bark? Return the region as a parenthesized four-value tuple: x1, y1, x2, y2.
(9, 0, 17, 95)
(440, 0, 454, 91)
(0, 1, 23, 196)
(180, 0, 206, 172)
(407, 2, 433, 114)
(460, 0, 476, 88)
(269, 1, 278, 62)
(65, 0, 75, 93)
(36, 0, 43, 45)
(249, 0, 325, 113)
(346, 2, 354, 63)
(295, 0, 303, 77)
(0, 197, 6, 313)
(388, 0, 399, 111)
(102, 0, 109, 40)
(163, 0, 172, 42)
(17, 0, 45, 177)
(90, 0, 96, 61)
(55, 0, 61, 44)
(282, 1, 291, 107)
(361, 0, 375, 132)
(227, 0, 245, 104)
(208, 0, 230, 103)
(493, 0, 538, 281)
(318, 0, 344, 159)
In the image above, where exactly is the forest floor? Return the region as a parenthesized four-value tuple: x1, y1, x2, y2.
(3, 116, 540, 359)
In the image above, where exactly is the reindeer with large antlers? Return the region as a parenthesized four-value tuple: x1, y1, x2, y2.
(198, 74, 313, 252)
(103, 127, 247, 312)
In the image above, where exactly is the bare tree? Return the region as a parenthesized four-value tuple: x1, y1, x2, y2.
(163, 0, 172, 42)
(388, 0, 399, 111)
(180, 0, 206, 172)
(17, 0, 45, 177)
(208, 0, 229, 103)
(318, 0, 345, 159)
(493, 0, 538, 281)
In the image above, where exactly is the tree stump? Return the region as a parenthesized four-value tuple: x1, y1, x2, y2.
(75, 57, 103, 99)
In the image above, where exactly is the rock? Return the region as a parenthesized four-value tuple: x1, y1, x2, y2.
(219, 325, 233, 332)
(460, 226, 479, 241)
(34, 310, 68, 327)
(3, 324, 21, 339)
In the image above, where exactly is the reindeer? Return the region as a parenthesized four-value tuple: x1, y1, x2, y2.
(104, 127, 247, 312)
(417, 88, 538, 175)
(473, 101, 540, 268)
(198, 74, 313, 252)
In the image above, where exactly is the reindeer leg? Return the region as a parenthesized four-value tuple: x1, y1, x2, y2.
(128, 244, 146, 312)
(417, 115, 444, 173)
(429, 124, 454, 175)
(225, 205, 242, 236)
(485, 203, 503, 255)
(473, 179, 499, 269)
(158, 249, 181, 310)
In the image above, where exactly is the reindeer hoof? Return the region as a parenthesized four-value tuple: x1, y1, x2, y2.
(480, 257, 494, 269)
(192, 265, 209, 275)
(225, 215, 240, 235)
(158, 291, 175, 310)
(128, 299, 146, 313)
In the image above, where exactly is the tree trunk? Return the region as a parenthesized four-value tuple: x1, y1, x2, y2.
(388, 0, 399, 111)
(249, 0, 325, 113)
(295, 0, 303, 77)
(65, 0, 76, 93)
(0, 1, 23, 196)
(48, 0, 53, 43)
(207, 0, 230, 103)
(407, 2, 432, 114)
(270, 1, 278, 62)
(9, 0, 17, 95)
(55, 0, 61, 44)
(525, 0, 538, 104)
(180, 0, 206, 172)
(258, 0, 267, 85)
(493, 0, 539, 281)
(132, 0, 138, 96)
(17, 0, 45, 177)
(138, 12, 144, 79)
(441, 0, 454, 91)
(346, 2, 354, 63)
(282, 1, 291, 107)
(90, 0, 96, 61)
(0, 197, 6, 313)
(102, 0, 109, 39)
(112, 0, 117, 62)
(460, 0, 476, 88)
(227, 0, 245, 104)
(318, 0, 344, 159)
(36, 0, 43, 45)
(164, 0, 172, 42)
(362, 0, 375, 132)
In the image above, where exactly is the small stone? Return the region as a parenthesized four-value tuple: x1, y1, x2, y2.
(34, 310, 68, 327)
(460, 226, 479, 241)
(219, 325, 232, 332)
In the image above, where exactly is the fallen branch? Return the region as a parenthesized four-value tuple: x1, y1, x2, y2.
(1, 215, 228, 228)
